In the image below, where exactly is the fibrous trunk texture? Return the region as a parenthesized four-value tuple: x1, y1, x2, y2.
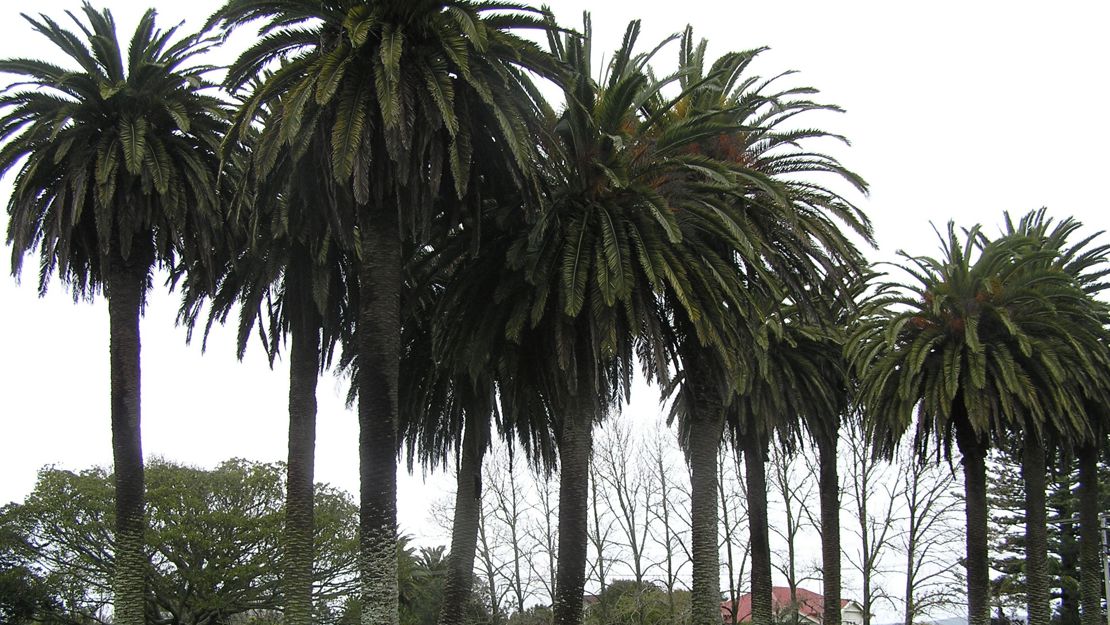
(689, 410, 724, 625)
(284, 316, 320, 625)
(552, 394, 593, 625)
(818, 434, 842, 625)
(743, 436, 772, 625)
(358, 206, 401, 625)
(1022, 433, 1050, 625)
(956, 428, 989, 625)
(1076, 442, 1102, 625)
(437, 424, 484, 625)
(108, 265, 146, 625)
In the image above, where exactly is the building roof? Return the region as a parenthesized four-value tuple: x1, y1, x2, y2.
(721, 587, 854, 624)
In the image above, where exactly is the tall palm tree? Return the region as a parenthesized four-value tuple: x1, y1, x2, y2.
(209, 3, 557, 623)
(432, 16, 774, 624)
(849, 222, 1103, 625)
(0, 6, 226, 625)
(523, 19, 783, 625)
(660, 28, 870, 625)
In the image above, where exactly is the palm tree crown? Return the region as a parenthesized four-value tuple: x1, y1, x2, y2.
(2, 3, 225, 294)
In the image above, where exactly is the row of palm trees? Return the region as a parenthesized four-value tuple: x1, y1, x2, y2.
(0, 4, 1106, 625)
(852, 212, 1110, 625)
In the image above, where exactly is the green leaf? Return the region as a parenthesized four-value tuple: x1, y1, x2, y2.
(119, 116, 147, 175)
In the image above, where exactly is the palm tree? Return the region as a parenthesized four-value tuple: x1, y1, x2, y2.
(394, 200, 554, 625)
(722, 304, 851, 625)
(660, 28, 870, 625)
(176, 110, 355, 625)
(1075, 421, 1107, 625)
(993, 210, 1110, 625)
(749, 289, 857, 625)
(849, 222, 1103, 625)
(0, 6, 226, 624)
(209, 3, 557, 622)
(431, 16, 776, 624)
(521, 20, 783, 625)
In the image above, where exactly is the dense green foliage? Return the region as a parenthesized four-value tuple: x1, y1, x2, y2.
(1, 460, 359, 625)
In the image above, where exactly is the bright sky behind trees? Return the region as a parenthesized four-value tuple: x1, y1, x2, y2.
(1, 2, 1108, 619)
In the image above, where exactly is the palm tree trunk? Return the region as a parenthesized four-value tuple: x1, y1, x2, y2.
(1022, 433, 1050, 625)
(817, 433, 841, 625)
(689, 411, 724, 625)
(743, 435, 773, 625)
(1076, 441, 1103, 625)
(552, 395, 593, 625)
(955, 418, 990, 625)
(284, 315, 320, 625)
(438, 422, 485, 625)
(107, 264, 146, 625)
(358, 205, 401, 625)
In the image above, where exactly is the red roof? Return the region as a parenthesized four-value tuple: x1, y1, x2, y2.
(721, 587, 846, 624)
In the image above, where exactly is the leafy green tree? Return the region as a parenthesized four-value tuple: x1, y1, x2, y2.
(208, 4, 556, 623)
(2, 459, 359, 625)
(0, 6, 227, 624)
(583, 580, 676, 625)
(849, 222, 1104, 625)
(0, 506, 63, 625)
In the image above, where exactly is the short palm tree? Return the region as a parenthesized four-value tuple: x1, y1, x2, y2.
(393, 199, 557, 625)
(1000, 209, 1110, 625)
(176, 110, 355, 625)
(722, 300, 851, 625)
(849, 222, 1102, 625)
(0, 6, 226, 625)
(727, 282, 857, 625)
(209, 3, 557, 623)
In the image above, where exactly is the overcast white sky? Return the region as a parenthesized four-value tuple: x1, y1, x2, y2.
(2, 0, 1108, 618)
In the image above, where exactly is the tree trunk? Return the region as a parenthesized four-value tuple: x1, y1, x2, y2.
(438, 422, 485, 625)
(955, 419, 990, 625)
(744, 435, 773, 625)
(1022, 433, 1050, 625)
(1076, 441, 1103, 625)
(552, 395, 594, 625)
(720, 454, 737, 623)
(284, 314, 320, 625)
(107, 264, 146, 625)
(689, 412, 724, 625)
(817, 434, 841, 625)
(357, 205, 401, 625)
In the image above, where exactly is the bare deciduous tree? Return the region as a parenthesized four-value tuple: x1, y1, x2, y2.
(896, 442, 965, 625)
(769, 444, 820, 607)
(842, 420, 899, 625)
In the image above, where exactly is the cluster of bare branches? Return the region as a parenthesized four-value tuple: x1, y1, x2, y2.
(426, 411, 967, 624)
